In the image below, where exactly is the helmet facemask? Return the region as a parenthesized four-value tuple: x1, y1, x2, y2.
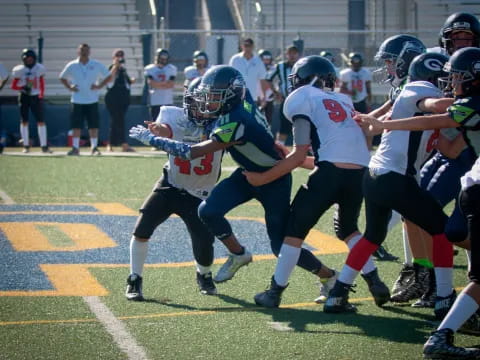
(439, 62, 477, 96)
(194, 85, 237, 116)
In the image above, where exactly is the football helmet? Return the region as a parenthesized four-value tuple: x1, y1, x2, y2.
(439, 47, 480, 96)
(193, 50, 208, 66)
(21, 48, 37, 68)
(288, 55, 336, 91)
(156, 48, 169, 65)
(183, 77, 215, 127)
(320, 50, 336, 65)
(374, 34, 426, 85)
(408, 52, 449, 87)
(194, 65, 246, 116)
(441, 12, 480, 55)
(258, 49, 273, 61)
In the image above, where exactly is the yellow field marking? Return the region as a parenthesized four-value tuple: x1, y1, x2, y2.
(0, 264, 109, 297)
(0, 202, 136, 216)
(0, 222, 116, 252)
(91, 203, 137, 216)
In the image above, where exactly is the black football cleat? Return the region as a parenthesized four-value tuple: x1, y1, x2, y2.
(324, 280, 357, 313)
(254, 276, 288, 308)
(391, 263, 415, 295)
(196, 272, 217, 295)
(434, 290, 457, 320)
(373, 245, 399, 262)
(125, 273, 144, 301)
(361, 268, 390, 307)
(423, 328, 480, 359)
(391, 263, 429, 303)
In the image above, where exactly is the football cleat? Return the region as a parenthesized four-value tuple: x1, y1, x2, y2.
(391, 263, 429, 303)
(323, 280, 357, 313)
(91, 147, 101, 156)
(372, 245, 399, 262)
(423, 328, 480, 359)
(22, 146, 30, 153)
(254, 276, 288, 308)
(125, 273, 144, 301)
(391, 263, 415, 295)
(412, 269, 436, 308)
(196, 272, 217, 295)
(67, 147, 80, 156)
(213, 249, 252, 283)
(434, 290, 457, 320)
(458, 314, 480, 336)
(361, 268, 390, 307)
(315, 269, 338, 304)
(41, 146, 53, 154)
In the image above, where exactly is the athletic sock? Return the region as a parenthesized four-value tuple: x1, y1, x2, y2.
(130, 236, 148, 276)
(413, 258, 433, 268)
(439, 292, 479, 332)
(73, 137, 80, 149)
(20, 124, 29, 146)
(273, 244, 301, 287)
(435, 267, 454, 297)
(90, 137, 98, 149)
(432, 233, 454, 297)
(37, 124, 47, 147)
(195, 262, 212, 275)
(402, 226, 413, 265)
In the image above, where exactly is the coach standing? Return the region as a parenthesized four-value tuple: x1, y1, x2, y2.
(60, 43, 113, 156)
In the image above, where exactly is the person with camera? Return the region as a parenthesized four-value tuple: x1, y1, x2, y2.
(11, 48, 51, 153)
(105, 49, 136, 152)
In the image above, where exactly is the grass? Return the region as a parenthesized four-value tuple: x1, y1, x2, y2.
(0, 149, 475, 360)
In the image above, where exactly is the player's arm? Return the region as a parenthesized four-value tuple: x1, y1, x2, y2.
(339, 81, 353, 96)
(366, 80, 372, 105)
(129, 125, 233, 159)
(357, 112, 458, 131)
(243, 116, 311, 187)
(368, 99, 392, 118)
(417, 97, 455, 114)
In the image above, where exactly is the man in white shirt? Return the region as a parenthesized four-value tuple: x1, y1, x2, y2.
(229, 38, 268, 104)
(144, 48, 177, 121)
(340, 52, 372, 113)
(59, 43, 113, 156)
(0, 62, 8, 154)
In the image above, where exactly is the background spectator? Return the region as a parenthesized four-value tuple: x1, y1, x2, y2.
(258, 49, 276, 126)
(105, 49, 136, 152)
(11, 49, 51, 153)
(0, 62, 8, 154)
(229, 38, 268, 105)
(267, 45, 300, 144)
(144, 48, 177, 121)
(59, 43, 112, 156)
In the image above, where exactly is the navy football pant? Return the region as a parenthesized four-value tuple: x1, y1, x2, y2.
(459, 184, 480, 284)
(198, 168, 324, 273)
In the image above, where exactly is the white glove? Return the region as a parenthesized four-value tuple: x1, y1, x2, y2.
(129, 125, 154, 145)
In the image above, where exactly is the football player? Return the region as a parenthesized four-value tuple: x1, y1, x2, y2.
(357, 46, 480, 360)
(130, 65, 331, 294)
(324, 50, 457, 315)
(184, 50, 209, 85)
(11, 48, 51, 153)
(248, 55, 388, 308)
(339, 52, 372, 113)
(125, 77, 222, 300)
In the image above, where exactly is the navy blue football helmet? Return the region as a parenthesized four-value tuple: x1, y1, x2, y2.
(408, 52, 449, 87)
(289, 55, 336, 91)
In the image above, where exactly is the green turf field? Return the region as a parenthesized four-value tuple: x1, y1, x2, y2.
(0, 149, 475, 360)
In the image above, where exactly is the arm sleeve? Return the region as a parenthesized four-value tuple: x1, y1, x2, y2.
(448, 98, 480, 129)
(210, 115, 243, 144)
(292, 116, 312, 145)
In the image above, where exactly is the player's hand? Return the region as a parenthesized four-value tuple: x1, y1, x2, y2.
(129, 125, 154, 145)
(144, 120, 163, 136)
(70, 84, 79, 92)
(242, 170, 268, 187)
(354, 113, 384, 131)
(274, 141, 290, 159)
(91, 83, 100, 90)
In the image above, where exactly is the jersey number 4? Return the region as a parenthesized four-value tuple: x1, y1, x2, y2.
(323, 99, 352, 123)
(174, 153, 214, 175)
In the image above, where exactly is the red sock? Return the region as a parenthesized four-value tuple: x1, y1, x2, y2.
(433, 233, 453, 268)
(345, 237, 379, 271)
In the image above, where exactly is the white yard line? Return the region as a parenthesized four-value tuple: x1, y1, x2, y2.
(0, 189, 15, 204)
(83, 296, 148, 360)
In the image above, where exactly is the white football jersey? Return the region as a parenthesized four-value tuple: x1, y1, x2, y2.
(144, 63, 177, 106)
(461, 157, 480, 190)
(12, 63, 46, 96)
(157, 106, 222, 199)
(369, 81, 443, 177)
(339, 67, 372, 103)
(183, 65, 209, 82)
(283, 85, 370, 166)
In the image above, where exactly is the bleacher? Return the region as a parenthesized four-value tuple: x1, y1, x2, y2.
(0, 0, 145, 97)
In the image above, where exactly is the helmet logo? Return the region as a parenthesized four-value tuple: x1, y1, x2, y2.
(452, 21, 471, 30)
(424, 58, 444, 71)
(473, 61, 480, 74)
